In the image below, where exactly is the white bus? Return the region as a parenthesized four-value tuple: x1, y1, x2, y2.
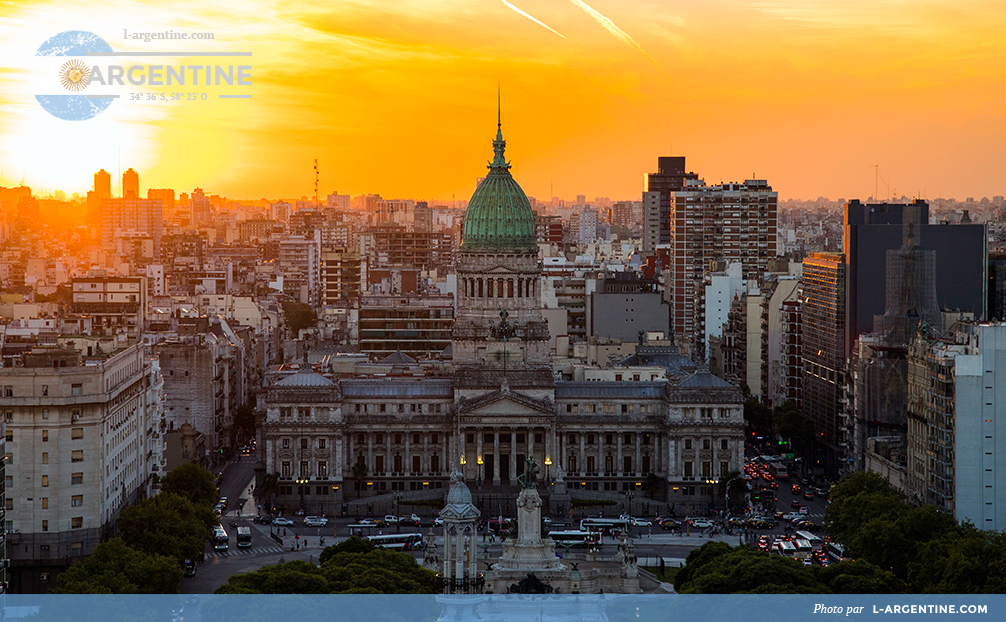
(775, 540, 796, 557)
(579, 518, 630, 533)
(367, 533, 423, 551)
(795, 531, 822, 548)
(212, 526, 229, 551)
(548, 530, 601, 547)
(826, 541, 848, 563)
(236, 526, 252, 548)
(793, 539, 814, 559)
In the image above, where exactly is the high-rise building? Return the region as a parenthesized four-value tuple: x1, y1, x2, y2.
(122, 167, 139, 199)
(801, 252, 846, 472)
(667, 179, 778, 356)
(190, 187, 212, 226)
(86, 169, 112, 230)
(641, 156, 699, 252)
(987, 252, 1006, 321)
(842, 200, 986, 354)
(99, 197, 164, 258)
(1, 344, 163, 592)
(147, 188, 175, 219)
(320, 248, 362, 306)
(907, 322, 1006, 531)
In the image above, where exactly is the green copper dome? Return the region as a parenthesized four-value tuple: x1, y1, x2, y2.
(461, 113, 537, 251)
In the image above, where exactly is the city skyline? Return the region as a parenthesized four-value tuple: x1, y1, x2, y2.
(3, 1, 1006, 202)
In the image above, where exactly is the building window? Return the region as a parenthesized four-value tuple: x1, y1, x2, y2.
(720, 461, 729, 475)
(71, 384, 81, 396)
(41, 498, 48, 509)
(568, 433, 577, 444)
(4, 430, 11, 442)
(413, 434, 421, 445)
(280, 407, 292, 418)
(71, 517, 83, 529)
(72, 450, 84, 462)
(282, 461, 291, 477)
(282, 439, 290, 449)
(356, 434, 365, 444)
(300, 461, 308, 477)
(376, 433, 384, 444)
(319, 439, 326, 449)
(684, 439, 692, 450)
(624, 433, 633, 444)
(42, 475, 49, 487)
(702, 439, 711, 450)
(72, 472, 83, 485)
(42, 430, 49, 442)
(535, 433, 543, 444)
(483, 433, 494, 444)
(516, 434, 525, 444)
(3, 386, 12, 397)
(394, 434, 402, 444)
(72, 428, 84, 440)
(42, 452, 48, 464)
(702, 461, 711, 478)
(684, 462, 693, 478)
(720, 439, 728, 450)
(318, 461, 327, 478)
(42, 385, 48, 396)
(42, 520, 48, 532)
(587, 434, 595, 445)
(301, 438, 309, 449)
(71, 495, 83, 507)
(466, 433, 474, 444)
(605, 434, 613, 445)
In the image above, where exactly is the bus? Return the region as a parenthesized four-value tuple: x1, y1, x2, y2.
(825, 541, 847, 563)
(768, 462, 789, 480)
(212, 526, 229, 551)
(548, 530, 601, 547)
(793, 539, 814, 559)
(367, 533, 423, 551)
(236, 526, 252, 548)
(795, 531, 823, 548)
(775, 540, 796, 557)
(579, 518, 630, 533)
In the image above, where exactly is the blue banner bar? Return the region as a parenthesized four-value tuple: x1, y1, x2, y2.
(2, 594, 999, 622)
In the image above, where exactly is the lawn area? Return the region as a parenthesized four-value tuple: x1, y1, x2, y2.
(640, 565, 679, 584)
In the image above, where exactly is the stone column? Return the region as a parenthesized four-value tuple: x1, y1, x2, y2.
(493, 429, 500, 484)
(423, 433, 429, 475)
(527, 426, 534, 468)
(611, 430, 619, 475)
(405, 433, 411, 476)
(468, 527, 477, 581)
(443, 526, 452, 581)
(635, 434, 641, 477)
(386, 433, 393, 475)
(367, 432, 374, 474)
(579, 433, 586, 476)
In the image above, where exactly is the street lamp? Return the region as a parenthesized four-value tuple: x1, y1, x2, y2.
(624, 489, 635, 517)
(544, 457, 552, 483)
(394, 492, 403, 533)
(476, 455, 483, 488)
(296, 477, 309, 513)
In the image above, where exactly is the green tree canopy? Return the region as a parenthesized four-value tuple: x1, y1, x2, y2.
(49, 538, 182, 594)
(283, 302, 317, 335)
(216, 537, 437, 594)
(118, 493, 211, 565)
(160, 463, 219, 509)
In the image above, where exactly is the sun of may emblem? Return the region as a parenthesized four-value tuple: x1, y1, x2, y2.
(59, 59, 90, 91)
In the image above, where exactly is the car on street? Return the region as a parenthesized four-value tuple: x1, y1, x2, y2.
(688, 519, 715, 529)
(304, 516, 328, 527)
(791, 500, 802, 509)
(658, 518, 680, 530)
(790, 484, 801, 495)
(383, 515, 400, 524)
(273, 517, 294, 526)
(803, 490, 814, 500)
(434, 517, 444, 526)
(183, 560, 197, 577)
(357, 518, 380, 525)
(253, 515, 272, 524)
(399, 514, 421, 526)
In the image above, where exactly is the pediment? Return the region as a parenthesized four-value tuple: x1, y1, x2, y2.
(458, 390, 555, 417)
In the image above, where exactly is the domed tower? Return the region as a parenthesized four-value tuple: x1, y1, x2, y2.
(453, 103, 551, 373)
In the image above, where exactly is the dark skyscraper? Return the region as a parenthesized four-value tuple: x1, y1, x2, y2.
(642, 156, 698, 251)
(842, 199, 986, 354)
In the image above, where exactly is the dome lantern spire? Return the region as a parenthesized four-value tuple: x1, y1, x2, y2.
(492, 84, 508, 171)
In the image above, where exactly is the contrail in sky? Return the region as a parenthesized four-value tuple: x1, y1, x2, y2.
(500, 0, 566, 39)
(568, 0, 643, 53)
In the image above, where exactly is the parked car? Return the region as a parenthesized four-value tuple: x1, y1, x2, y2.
(434, 517, 444, 526)
(253, 515, 272, 524)
(383, 515, 400, 525)
(304, 516, 328, 527)
(273, 517, 294, 526)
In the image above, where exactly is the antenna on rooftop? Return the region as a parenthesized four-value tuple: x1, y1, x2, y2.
(313, 159, 320, 206)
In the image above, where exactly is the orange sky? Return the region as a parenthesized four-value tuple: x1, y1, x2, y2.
(3, 0, 1006, 203)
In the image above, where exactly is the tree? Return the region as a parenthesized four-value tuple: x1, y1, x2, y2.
(216, 561, 330, 594)
(160, 463, 219, 510)
(771, 400, 815, 455)
(678, 546, 826, 594)
(49, 538, 182, 594)
(352, 460, 368, 499)
(816, 559, 905, 594)
(283, 302, 317, 336)
(216, 537, 437, 594)
(118, 493, 211, 565)
(907, 527, 1006, 593)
